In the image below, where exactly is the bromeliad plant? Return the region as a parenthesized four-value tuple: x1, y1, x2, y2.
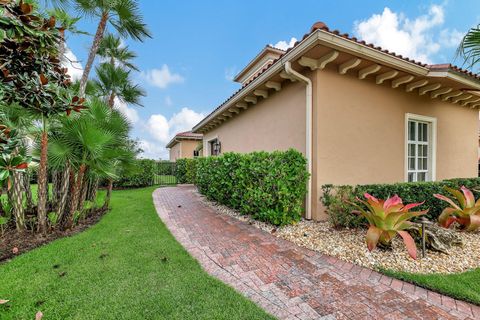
(350, 193, 428, 259)
(434, 186, 480, 231)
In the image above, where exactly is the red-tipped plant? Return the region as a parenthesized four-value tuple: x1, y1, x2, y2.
(350, 193, 428, 259)
(434, 186, 480, 231)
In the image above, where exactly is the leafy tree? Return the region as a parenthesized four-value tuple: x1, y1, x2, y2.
(0, 1, 84, 233)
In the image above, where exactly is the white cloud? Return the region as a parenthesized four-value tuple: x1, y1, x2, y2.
(140, 107, 205, 159)
(62, 46, 83, 81)
(439, 29, 464, 47)
(145, 113, 170, 144)
(271, 37, 297, 51)
(164, 96, 173, 106)
(140, 64, 184, 89)
(138, 139, 168, 160)
(354, 5, 461, 64)
(114, 98, 139, 124)
(168, 107, 205, 136)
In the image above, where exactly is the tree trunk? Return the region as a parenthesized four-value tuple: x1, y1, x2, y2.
(108, 92, 115, 108)
(11, 171, 25, 232)
(52, 170, 63, 209)
(79, 11, 109, 97)
(67, 163, 86, 227)
(23, 171, 34, 212)
(57, 163, 71, 223)
(87, 177, 99, 202)
(103, 179, 113, 209)
(58, 29, 66, 63)
(37, 130, 48, 234)
(78, 170, 89, 211)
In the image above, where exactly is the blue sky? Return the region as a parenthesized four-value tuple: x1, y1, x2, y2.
(61, 0, 480, 159)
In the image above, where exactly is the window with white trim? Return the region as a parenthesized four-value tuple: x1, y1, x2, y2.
(406, 117, 434, 182)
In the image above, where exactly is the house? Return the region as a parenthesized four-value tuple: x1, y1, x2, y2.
(166, 131, 203, 162)
(192, 22, 480, 221)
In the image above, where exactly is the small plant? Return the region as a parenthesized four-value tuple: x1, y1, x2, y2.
(0, 216, 9, 236)
(434, 186, 480, 231)
(73, 210, 82, 226)
(350, 193, 428, 259)
(47, 212, 60, 228)
(321, 185, 366, 229)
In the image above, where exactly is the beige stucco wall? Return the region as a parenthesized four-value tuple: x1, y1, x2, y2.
(169, 139, 200, 161)
(169, 143, 181, 162)
(312, 66, 479, 219)
(199, 66, 478, 221)
(203, 81, 306, 155)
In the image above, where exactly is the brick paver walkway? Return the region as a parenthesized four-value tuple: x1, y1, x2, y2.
(153, 186, 480, 320)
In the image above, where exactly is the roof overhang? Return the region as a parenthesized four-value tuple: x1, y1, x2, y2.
(192, 28, 480, 134)
(166, 136, 202, 149)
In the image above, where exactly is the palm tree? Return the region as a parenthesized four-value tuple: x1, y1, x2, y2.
(98, 33, 139, 70)
(74, 0, 151, 96)
(49, 98, 131, 226)
(94, 63, 145, 107)
(0, 105, 36, 231)
(457, 25, 480, 71)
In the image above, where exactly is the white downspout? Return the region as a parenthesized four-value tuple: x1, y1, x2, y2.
(284, 61, 312, 220)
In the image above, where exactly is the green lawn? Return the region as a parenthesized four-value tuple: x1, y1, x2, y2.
(0, 186, 273, 320)
(384, 268, 480, 305)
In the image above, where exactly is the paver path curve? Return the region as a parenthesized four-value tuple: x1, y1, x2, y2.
(153, 186, 480, 320)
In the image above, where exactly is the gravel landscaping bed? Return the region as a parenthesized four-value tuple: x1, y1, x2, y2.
(194, 189, 480, 274)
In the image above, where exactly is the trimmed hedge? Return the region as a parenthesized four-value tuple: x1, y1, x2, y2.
(116, 159, 157, 188)
(175, 158, 197, 184)
(321, 177, 480, 228)
(196, 149, 309, 226)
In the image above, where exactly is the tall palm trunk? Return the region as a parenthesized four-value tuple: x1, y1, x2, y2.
(57, 162, 71, 223)
(23, 171, 34, 212)
(108, 92, 115, 108)
(87, 177, 99, 201)
(78, 169, 89, 210)
(103, 179, 113, 209)
(67, 163, 86, 227)
(37, 129, 48, 234)
(52, 170, 62, 209)
(79, 11, 109, 97)
(11, 171, 25, 231)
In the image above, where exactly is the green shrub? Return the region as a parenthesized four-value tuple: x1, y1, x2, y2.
(175, 158, 197, 184)
(321, 185, 366, 229)
(196, 149, 309, 226)
(116, 159, 157, 188)
(321, 177, 480, 228)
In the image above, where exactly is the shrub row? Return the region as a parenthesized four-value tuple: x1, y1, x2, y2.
(115, 159, 157, 188)
(321, 177, 480, 229)
(175, 158, 197, 184)
(196, 149, 309, 226)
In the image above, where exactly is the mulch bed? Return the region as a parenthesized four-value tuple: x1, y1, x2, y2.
(0, 208, 108, 263)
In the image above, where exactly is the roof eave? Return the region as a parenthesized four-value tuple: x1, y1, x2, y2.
(233, 46, 286, 82)
(427, 69, 480, 90)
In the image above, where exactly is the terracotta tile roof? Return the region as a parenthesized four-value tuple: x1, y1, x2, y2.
(166, 131, 203, 148)
(193, 21, 480, 133)
(428, 63, 480, 80)
(175, 131, 203, 138)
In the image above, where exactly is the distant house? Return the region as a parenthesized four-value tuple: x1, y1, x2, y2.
(166, 131, 202, 162)
(192, 21, 480, 220)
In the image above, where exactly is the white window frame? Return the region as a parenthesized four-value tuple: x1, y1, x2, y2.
(404, 113, 437, 182)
